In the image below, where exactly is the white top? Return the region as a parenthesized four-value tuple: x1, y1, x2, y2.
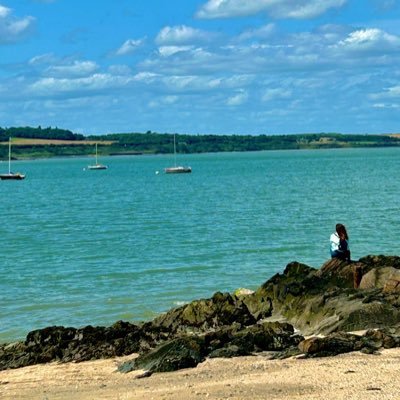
(330, 232, 340, 253)
(330, 232, 350, 253)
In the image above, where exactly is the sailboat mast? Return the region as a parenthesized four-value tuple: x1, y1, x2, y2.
(8, 137, 11, 174)
(173, 134, 177, 167)
(95, 143, 98, 165)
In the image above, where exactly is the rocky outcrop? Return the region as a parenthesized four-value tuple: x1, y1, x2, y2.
(298, 327, 400, 357)
(254, 256, 400, 336)
(150, 291, 258, 335)
(118, 322, 301, 373)
(0, 321, 163, 370)
(1, 254, 400, 373)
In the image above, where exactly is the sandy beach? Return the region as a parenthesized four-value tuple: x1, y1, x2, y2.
(1, 348, 400, 400)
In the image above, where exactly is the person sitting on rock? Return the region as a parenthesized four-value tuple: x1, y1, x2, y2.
(330, 223, 351, 261)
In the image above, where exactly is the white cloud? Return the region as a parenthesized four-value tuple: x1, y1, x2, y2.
(28, 73, 135, 96)
(196, 0, 347, 20)
(46, 60, 99, 78)
(28, 55, 100, 78)
(29, 53, 57, 66)
(337, 28, 400, 51)
(226, 90, 248, 106)
(0, 5, 35, 44)
(115, 38, 145, 56)
(373, 103, 400, 109)
(371, 85, 400, 100)
(0, 5, 11, 18)
(262, 88, 292, 102)
(238, 23, 276, 41)
(156, 25, 212, 45)
(158, 45, 195, 57)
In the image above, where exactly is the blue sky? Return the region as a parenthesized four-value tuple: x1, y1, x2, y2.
(0, 0, 399, 135)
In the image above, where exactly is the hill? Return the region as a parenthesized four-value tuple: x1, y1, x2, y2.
(1, 126, 400, 160)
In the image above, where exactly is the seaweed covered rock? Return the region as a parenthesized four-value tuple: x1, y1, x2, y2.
(258, 256, 400, 335)
(2, 254, 400, 373)
(118, 321, 301, 373)
(118, 336, 206, 373)
(0, 321, 159, 370)
(206, 321, 302, 358)
(150, 291, 257, 334)
(298, 327, 400, 357)
(234, 288, 273, 320)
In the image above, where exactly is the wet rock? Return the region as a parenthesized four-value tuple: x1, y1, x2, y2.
(208, 344, 247, 359)
(151, 291, 256, 335)
(0, 321, 156, 371)
(207, 321, 302, 357)
(2, 254, 400, 373)
(298, 332, 359, 356)
(258, 257, 400, 335)
(297, 328, 400, 358)
(118, 336, 205, 373)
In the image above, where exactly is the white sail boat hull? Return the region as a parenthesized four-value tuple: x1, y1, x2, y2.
(164, 134, 191, 174)
(88, 164, 108, 170)
(0, 138, 25, 180)
(164, 166, 191, 174)
(0, 173, 26, 180)
(88, 143, 108, 170)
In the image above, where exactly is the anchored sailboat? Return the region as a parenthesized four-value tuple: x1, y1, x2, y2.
(88, 143, 108, 170)
(0, 138, 25, 180)
(164, 134, 191, 174)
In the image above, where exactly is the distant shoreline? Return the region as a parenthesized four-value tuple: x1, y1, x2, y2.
(2, 138, 400, 162)
(1, 130, 400, 161)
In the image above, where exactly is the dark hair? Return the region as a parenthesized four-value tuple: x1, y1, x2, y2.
(336, 223, 348, 240)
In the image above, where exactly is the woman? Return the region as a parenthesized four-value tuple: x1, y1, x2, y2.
(330, 223, 351, 261)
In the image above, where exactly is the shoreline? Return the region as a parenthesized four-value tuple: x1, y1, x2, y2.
(2, 143, 400, 163)
(1, 348, 400, 399)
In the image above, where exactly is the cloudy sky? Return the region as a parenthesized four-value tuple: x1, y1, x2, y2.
(0, 0, 399, 135)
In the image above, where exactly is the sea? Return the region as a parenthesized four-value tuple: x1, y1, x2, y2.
(1, 147, 399, 343)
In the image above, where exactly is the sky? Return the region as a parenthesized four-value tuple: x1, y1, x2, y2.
(0, 0, 400, 135)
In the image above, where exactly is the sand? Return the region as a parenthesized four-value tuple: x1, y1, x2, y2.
(1, 349, 400, 400)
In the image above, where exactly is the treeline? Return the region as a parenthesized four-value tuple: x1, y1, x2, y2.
(0, 126, 85, 141)
(88, 131, 400, 154)
(1, 127, 400, 160)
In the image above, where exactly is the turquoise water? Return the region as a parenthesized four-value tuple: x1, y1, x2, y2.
(1, 148, 399, 342)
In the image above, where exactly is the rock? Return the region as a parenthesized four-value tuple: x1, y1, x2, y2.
(383, 269, 400, 293)
(208, 345, 245, 359)
(118, 336, 206, 373)
(317, 258, 362, 289)
(0, 321, 160, 371)
(2, 254, 400, 374)
(298, 328, 400, 358)
(358, 255, 400, 271)
(256, 256, 400, 335)
(151, 291, 256, 335)
(359, 267, 400, 290)
(298, 332, 359, 356)
(237, 291, 273, 321)
(206, 321, 302, 358)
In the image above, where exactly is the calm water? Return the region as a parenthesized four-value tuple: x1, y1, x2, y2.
(1, 148, 399, 342)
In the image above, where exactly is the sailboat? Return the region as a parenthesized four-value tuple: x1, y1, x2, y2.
(0, 138, 25, 180)
(87, 143, 108, 170)
(164, 134, 191, 174)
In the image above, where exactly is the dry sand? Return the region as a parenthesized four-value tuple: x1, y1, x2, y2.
(1, 349, 400, 400)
